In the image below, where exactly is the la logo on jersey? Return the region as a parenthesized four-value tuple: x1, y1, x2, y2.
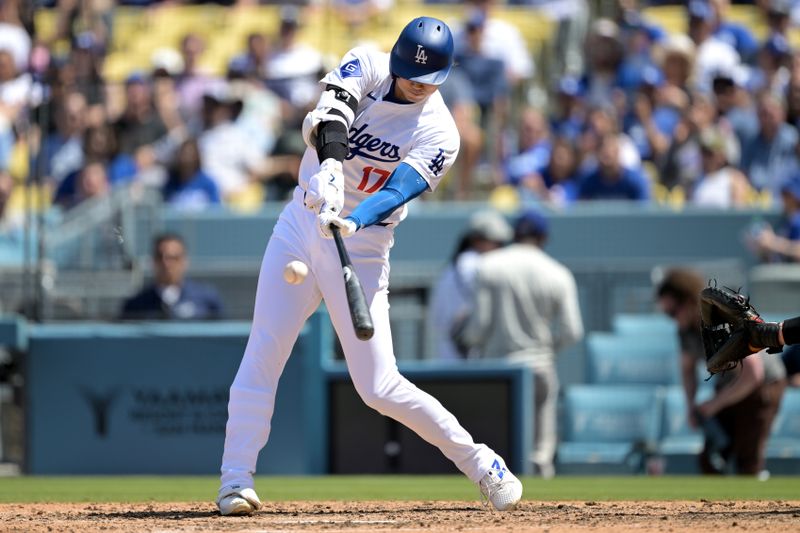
(414, 45, 427, 64)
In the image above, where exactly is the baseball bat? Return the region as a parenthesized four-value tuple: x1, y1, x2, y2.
(331, 225, 375, 341)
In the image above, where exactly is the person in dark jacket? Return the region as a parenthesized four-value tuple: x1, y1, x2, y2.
(121, 233, 223, 320)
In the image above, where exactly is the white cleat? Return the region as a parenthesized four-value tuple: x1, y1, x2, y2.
(478, 459, 523, 511)
(216, 486, 262, 516)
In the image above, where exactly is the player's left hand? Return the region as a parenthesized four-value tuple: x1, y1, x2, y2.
(318, 210, 357, 239)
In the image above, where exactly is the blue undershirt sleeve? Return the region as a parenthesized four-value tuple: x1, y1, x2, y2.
(346, 162, 430, 230)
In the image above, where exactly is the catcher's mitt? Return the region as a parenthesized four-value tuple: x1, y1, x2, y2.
(700, 285, 782, 374)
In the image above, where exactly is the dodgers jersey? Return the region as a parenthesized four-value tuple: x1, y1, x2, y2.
(298, 46, 460, 226)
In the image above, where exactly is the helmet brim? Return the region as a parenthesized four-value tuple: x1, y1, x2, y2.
(390, 56, 452, 86)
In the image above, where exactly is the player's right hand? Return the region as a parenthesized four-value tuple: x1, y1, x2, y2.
(304, 158, 344, 216)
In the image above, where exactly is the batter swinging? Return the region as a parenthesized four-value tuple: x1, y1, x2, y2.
(216, 17, 523, 514)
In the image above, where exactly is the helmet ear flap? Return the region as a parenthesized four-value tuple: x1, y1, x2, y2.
(390, 17, 454, 86)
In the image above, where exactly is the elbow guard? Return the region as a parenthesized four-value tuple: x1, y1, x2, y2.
(301, 85, 358, 149)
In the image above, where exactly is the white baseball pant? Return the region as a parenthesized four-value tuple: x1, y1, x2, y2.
(220, 196, 498, 490)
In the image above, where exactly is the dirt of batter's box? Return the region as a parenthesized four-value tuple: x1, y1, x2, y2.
(1, 500, 798, 532)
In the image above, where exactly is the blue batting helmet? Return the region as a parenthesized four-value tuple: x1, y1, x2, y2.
(390, 17, 454, 86)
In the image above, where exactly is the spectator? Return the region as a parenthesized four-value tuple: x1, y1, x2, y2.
(711, 70, 758, 149)
(539, 137, 581, 206)
(577, 105, 641, 173)
(455, 209, 583, 479)
(740, 92, 799, 198)
(581, 18, 625, 108)
(42, 91, 87, 187)
(0, 0, 31, 73)
(163, 138, 221, 210)
(175, 33, 220, 132)
(429, 210, 512, 361)
(438, 67, 482, 200)
(68, 31, 107, 125)
(331, 0, 394, 34)
(656, 268, 786, 476)
(761, 0, 793, 38)
(0, 170, 18, 237)
(785, 49, 800, 129)
(198, 81, 268, 209)
(504, 107, 551, 192)
(578, 133, 650, 201)
(229, 33, 270, 81)
(690, 126, 753, 208)
(748, 176, 800, 262)
(62, 159, 111, 208)
(710, 0, 759, 64)
(549, 76, 587, 142)
(687, 0, 742, 94)
(749, 34, 792, 96)
(120, 233, 224, 320)
(624, 64, 681, 162)
(263, 6, 324, 114)
(112, 73, 169, 182)
(453, 0, 534, 86)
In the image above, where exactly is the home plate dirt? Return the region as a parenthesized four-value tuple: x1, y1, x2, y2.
(1, 500, 798, 532)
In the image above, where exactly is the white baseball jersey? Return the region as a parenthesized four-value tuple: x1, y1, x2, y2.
(298, 46, 460, 226)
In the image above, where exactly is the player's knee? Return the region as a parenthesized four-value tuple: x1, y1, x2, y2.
(354, 373, 406, 414)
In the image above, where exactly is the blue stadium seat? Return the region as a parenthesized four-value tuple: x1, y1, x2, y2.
(612, 313, 677, 337)
(586, 333, 680, 386)
(659, 385, 714, 474)
(557, 385, 664, 474)
(766, 388, 800, 474)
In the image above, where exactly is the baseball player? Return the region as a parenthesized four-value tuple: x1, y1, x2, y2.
(216, 17, 523, 515)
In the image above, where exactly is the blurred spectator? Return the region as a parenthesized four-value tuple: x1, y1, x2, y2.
(749, 33, 792, 96)
(504, 107, 551, 192)
(198, 81, 267, 207)
(70, 159, 110, 208)
(429, 210, 512, 361)
(687, 0, 742, 93)
(0, 0, 31, 73)
(539, 137, 580, 206)
(577, 106, 641, 173)
(760, 0, 793, 38)
(0, 48, 35, 171)
(710, 0, 759, 64)
(711, 70, 758, 148)
(549, 76, 587, 142)
(740, 92, 799, 198)
(42, 91, 87, 186)
(455, 209, 583, 478)
(438, 67, 482, 200)
(112, 73, 169, 172)
(453, 10, 510, 140)
(163, 138, 221, 210)
(785, 50, 800, 128)
(120, 233, 224, 320)
(49, 0, 112, 55)
(582, 18, 624, 108)
(453, 0, 534, 86)
(68, 32, 107, 125)
(652, 33, 695, 109)
(263, 6, 324, 114)
(578, 133, 650, 201)
(616, 6, 664, 97)
(690, 126, 753, 208)
(623, 64, 681, 162)
(656, 268, 786, 476)
(0, 170, 18, 236)
(659, 93, 713, 192)
(229, 33, 270, 80)
(748, 176, 800, 262)
(54, 122, 138, 205)
(175, 33, 220, 133)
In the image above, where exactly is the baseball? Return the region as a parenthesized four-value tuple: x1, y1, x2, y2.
(283, 260, 309, 285)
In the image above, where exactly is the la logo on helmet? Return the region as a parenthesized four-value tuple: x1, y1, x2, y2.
(414, 44, 427, 64)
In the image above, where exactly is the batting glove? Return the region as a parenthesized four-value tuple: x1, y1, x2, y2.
(304, 158, 344, 216)
(318, 210, 358, 239)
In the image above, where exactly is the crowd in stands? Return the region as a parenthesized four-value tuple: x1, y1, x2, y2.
(1, 0, 800, 261)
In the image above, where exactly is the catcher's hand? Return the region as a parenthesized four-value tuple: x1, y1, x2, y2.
(700, 285, 782, 374)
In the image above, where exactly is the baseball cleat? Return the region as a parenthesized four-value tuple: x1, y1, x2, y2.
(216, 486, 262, 516)
(478, 459, 523, 511)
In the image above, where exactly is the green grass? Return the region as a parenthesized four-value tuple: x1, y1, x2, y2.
(0, 476, 798, 503)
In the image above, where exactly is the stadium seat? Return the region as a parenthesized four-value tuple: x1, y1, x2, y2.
(658, 385, 714, 474)
(585, 332, 680, 386)
(766, 388, 800, 474)
(612, 313, 677, 337)
(557, 385, 664, 474)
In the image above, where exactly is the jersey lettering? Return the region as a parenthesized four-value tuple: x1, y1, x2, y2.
(347, 123, 402, 163)
(357, 166, 391, 193)
(414, 45, 428, 65)
(340, 59, 362, 79)
(428, 148, 446, 176)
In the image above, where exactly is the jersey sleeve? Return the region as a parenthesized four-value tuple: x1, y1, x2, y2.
(320, 46, 385, 104)
(403, 117, 460, 192)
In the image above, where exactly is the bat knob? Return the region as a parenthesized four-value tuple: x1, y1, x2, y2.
(356, 328, 374, 341)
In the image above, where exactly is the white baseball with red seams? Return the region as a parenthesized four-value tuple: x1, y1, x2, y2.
(218, 45, 514, 508)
